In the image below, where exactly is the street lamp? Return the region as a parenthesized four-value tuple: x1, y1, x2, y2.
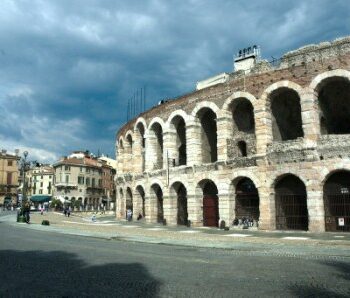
(22, 151, 29, 203)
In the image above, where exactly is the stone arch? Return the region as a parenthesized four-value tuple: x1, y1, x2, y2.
(135, 184, 146, 217)
(166, 109, 190, 127)
(273, 173, 308, 231)
(133, 117, 147, 133)
(169, 114, 187, 166)
(231, 176, 260, 224)
(150, 183, 164, 223)
(310, 70, 350, 135)
(222, 91, 257, 111)
(191, 101, 220, 117)
(170, 181, 188, 226)
(194, 106, 218, 163)
(148, 117, 165, 131)
(118, 136, 125, 150)
(125, 131, 133, 156)
(148, 120, 164, 170)
(261, 81, 304, 141)
(197, 179, 219, 227)
(323, 169, 350, 232)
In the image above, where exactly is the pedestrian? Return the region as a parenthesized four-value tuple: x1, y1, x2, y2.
(40, 206, 44, 215)
(67, 206, 71, 217)
(137, 213, 143, 220)
(64, 207, 67, 217)
(127, 209, 133, 221)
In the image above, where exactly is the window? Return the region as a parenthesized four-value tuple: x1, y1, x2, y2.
(65, 165, 71, 171)
(86, 168, 90, 173)
(41, 175, 43, 179)
(8, 160, 13, 166)
(65, 175, 69, 183)
(78, 176, 85, 185)
(49, 175, 52, 179)
(7, 172, 12, 185)
(91, 178, 95, 187)
(86, 178, 90, 186)
(80, 167, 83, 172)
(40, 182, 43, 187)
(39, 189, 43, 194)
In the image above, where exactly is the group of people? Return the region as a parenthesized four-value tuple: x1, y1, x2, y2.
(63, 206, 72, 217)
(232, 217, 257, 228)
(126, 209, 143, 221)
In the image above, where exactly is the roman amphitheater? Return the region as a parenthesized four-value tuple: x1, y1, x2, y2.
(115, 37, 350, 233)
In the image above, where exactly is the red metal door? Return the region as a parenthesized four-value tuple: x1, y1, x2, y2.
(203, 196, 218, 227)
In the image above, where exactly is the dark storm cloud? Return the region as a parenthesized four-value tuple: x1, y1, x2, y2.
(0, 0, 349, 162)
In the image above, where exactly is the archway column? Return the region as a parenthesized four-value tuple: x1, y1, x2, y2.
(145, 132, 157, 172)
(132, 189, 143, 219)
(307, 189, 325, 232)
(254, 100, 272, 156)
(216, 114, 232, 162)
(186, 120, 201, 166)
(132, 136, 143, 174)
(187, 193, 202, 227)
(146, 194, 158, 222)
(301, 89, 320, 143)
(163, 194, 177, 225)
(163, 129, 177, 168)
(257, 186, 275, 230)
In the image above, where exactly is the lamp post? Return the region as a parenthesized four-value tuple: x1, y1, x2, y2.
(22, 151, 29, 203)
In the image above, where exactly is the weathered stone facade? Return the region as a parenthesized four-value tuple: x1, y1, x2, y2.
(115, 37, 350, 232)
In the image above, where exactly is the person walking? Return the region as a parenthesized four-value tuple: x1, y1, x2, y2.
(127, 209, 133, 221)
(67, 206, 71, 217)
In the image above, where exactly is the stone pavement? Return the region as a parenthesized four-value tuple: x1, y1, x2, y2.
(6, 211, 350, 255)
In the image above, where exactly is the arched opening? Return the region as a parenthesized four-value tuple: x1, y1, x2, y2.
(151, 184, 164, 223)
(136, 122, 146, 171)
(136, 185, 146, 217)
(171, 116, 187, 166)
(275, 174, 308, 230)
(201, 180, 219, 227)
(270, 88, 304, 141)
(324, 171, 350, 232)
(232, 98, 255, 133)
(149, 123, 163, 170)
(126, 187, 133, 213)
(126, 134, 133, 154)
(234, 178, 259, 222)
(237, 141, 247, 157)
(197, 108, 217, 163)
(318, 78, 350, 134)
(172, 182, 188, 226)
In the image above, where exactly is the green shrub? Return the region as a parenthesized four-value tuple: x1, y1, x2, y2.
(41, 220, 50, 226)
(50, 199, 63, 210)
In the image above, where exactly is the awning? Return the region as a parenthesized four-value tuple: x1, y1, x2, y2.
(30, 195, 52, 203)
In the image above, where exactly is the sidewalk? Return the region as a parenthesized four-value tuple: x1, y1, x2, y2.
(9, 211, 350, 252)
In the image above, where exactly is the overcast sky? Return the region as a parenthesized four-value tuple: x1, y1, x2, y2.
(0, 0, 349, 163)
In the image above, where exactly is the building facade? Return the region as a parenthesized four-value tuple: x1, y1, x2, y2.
(115, 37, 350, 232)
(0, 150, 20, 206)
(53, 151, 116, 210)
(27, 165, 54, 197)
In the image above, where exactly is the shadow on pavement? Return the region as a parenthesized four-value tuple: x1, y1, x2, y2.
(0, 249, 161, 297)
(289, 260, 350, 297)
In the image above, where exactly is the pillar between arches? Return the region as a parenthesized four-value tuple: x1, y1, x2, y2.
(218, 191, 233, 226)
(145, 133, 157, 172)
(307, 190, 325, 232)
(187, 194, 202, 227)
(217, 116, 232, 162)
(163, 130, 177, 168)
(186, 121, 201, 166)
(300, 91, 320, 143)
(258, 187, 275, 230)
(163, 195, 177, 225)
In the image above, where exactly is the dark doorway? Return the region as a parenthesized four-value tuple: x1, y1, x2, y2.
(232, 99, 255, 133)
(237, 141, 247, 157)
(175, 183, 188, 226)
(198, 108, 217, 163)
(202, 181, 219, 227)
(235, 178, 259, 221)
(172, 116, 187, 166)
(275, 175, 308, 230)
(324, 171, 350, 232)
(318, 78, 350, 135)
(152, 184, 164, 223)
(136, 186, 146, 217)
(271, 88, 304, 141)
(126, 187, 133, 215)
